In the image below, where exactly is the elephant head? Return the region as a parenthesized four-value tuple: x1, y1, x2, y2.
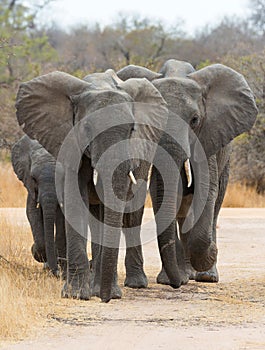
(11, 134, 64, 276)
(15, 69, 168, 301)
(117, 60, 258, 274)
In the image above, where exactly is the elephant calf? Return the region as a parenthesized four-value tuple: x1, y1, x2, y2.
(11, 135, 66, 276)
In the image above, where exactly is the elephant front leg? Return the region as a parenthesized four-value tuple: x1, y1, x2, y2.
(123, 206, 148, 289)
(61, 167, 90, 300)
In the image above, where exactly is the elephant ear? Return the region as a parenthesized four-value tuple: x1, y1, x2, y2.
(189, 64, 258, 157)
(11, 135, 37, 201)
(16, 71, 91, 158)
(117, 65, 162, 81)
(118, 78, 168, 156)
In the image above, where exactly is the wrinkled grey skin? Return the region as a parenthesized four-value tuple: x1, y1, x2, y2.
(15, 69, 169, 302)
(117, 60, 258, 286)
(11, 135, 66, 277)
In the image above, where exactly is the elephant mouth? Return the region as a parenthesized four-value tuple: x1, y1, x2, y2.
(94, 163, 190, 189)
(93, 169, 138, 186)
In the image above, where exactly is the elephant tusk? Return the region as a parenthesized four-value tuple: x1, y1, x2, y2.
(93, 169, 98, 186)
(36, 202, 40, 209)
(60, 202, 63, 208)
(129, 170, 137, 185)
(184, 159, 192, 188)
(146, 165, 153, 190)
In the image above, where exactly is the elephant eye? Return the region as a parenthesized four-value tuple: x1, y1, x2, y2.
(190, 115, 200, 129)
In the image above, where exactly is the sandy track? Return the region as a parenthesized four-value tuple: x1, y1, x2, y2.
(2, 208, 265, 350)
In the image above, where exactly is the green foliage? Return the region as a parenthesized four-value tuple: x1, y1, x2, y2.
(0, 0, 58, 146)
(0, 0, 57, 83)
(196, 59, 212, 70)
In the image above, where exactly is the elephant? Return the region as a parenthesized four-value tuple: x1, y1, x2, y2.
(15, 68, 171, 302)
(11, 134, 66, 277)
(117, 59, 258, 285)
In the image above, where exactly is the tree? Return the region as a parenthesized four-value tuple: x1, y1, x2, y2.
(248, 0, 265, 35)
(0, 0, 57, 145)
(0, 0, 57, 83)
(221, 53, 265, 194)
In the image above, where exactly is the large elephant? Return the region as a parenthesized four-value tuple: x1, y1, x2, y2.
(15, 69, 172, 302)
(11, 135, 66, 277)
(117, 60, 258, 285)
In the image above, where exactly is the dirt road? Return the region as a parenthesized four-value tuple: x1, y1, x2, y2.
(2, 208, 265, 350)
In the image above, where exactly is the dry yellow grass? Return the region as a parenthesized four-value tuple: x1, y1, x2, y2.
(0, 216, 62, 341)
(0, 162, 27, 207)
(223, 183, 265, 208)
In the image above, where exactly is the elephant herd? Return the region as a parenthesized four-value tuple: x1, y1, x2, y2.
(11, 59, 258, 302)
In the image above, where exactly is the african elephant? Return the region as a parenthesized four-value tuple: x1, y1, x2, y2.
(117, 60, 258, 285)
(11, 134, 66, 277)
(15, 69, 171, 302)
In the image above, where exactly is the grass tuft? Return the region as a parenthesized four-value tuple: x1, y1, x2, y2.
(223, 183, 265, 208)
(0, 217, 62, 341)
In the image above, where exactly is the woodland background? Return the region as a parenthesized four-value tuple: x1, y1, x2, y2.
(0, 0, 265, 197)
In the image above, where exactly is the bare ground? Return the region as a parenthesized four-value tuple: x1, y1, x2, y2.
(1, 208, 265, 350)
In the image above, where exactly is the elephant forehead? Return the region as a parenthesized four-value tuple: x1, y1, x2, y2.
(74, 89, 133, 116)
(154, 78, 201, 100)
(74, 101, 136, 149)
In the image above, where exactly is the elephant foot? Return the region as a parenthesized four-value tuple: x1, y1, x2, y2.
(195, 266, 219, 283)
(61, 273, 90, 300)
(156, 267, 189, 286)
(91, 283, 122, 299)
(124, 271, 148, 289)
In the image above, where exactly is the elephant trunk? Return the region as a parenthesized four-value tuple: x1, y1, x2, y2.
(40, 191, 59, 276)
(99, 162, 130, 302)
(186, 154, 219, 272)
(100, 207, 123, 302)
(150, 166, 182, 288)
